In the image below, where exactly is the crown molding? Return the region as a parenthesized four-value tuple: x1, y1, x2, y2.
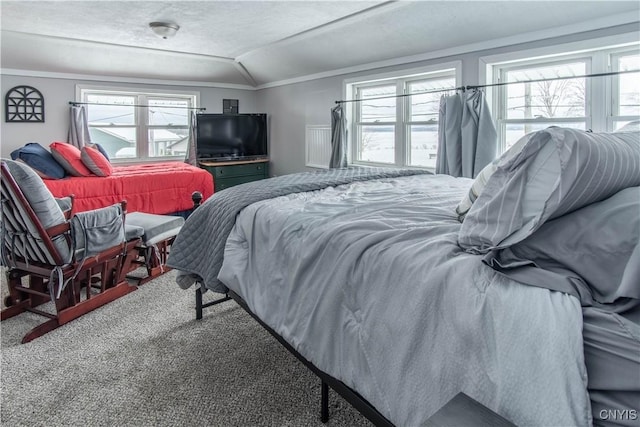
(0, 68, 256, 90)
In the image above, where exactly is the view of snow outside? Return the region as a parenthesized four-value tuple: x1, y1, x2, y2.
(86, 94, 190, 159)
(502, 55, 639, 149)
(357, 77, 453, 168)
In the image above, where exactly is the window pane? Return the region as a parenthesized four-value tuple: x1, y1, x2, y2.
(618, 55, 640, 116)
(408, 78, 455, 122)
(148, 128, 188, 157)
(357, 125, 394, 163)
(86, 94, 135, 125)
(505, 62, 586, 119)
(409, 124, 438, 168)
(614, 120, 640, 132)
(149, 98, 190, 126)
(505, 122, 585, 150)
(358, 85, 396, 123)
(89, 127, 137, 159)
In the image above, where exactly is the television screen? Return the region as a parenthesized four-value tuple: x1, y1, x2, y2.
(196, 113, 268, 161)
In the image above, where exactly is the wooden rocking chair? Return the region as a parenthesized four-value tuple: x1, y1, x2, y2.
(1, 159, 142, 343)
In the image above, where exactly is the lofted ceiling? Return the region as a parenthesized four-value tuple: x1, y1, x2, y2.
(1, 1, 639, 89)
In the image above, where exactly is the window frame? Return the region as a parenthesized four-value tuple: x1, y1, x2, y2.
(481, 33, 639, 153)
(610, 48, 640, 130)
(494, 54, 592, 152)
(76, 85, 199, 163)
(344, 61, 461, 170)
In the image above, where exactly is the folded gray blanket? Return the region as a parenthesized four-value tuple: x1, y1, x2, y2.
(167, 167, 431, 293)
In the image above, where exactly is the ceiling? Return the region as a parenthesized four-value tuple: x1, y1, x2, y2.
(1, 1, 639, 89)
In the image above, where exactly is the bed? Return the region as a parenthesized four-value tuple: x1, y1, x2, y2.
(43, 162, 214, 215)
(167, 127, 640, 426)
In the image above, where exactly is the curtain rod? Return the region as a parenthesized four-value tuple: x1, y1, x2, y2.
(334, 69, 637, 104)
(69, 101, 206, 111)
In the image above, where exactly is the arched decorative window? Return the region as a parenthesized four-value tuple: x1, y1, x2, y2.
(5, 85, 45, 122)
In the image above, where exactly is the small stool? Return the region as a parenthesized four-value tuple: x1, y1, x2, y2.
(125, 212, 185, 285)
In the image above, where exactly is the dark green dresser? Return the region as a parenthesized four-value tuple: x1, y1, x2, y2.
(200, 159, 269, 192)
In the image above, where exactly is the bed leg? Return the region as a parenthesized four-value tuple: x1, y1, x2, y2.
(321, 380, 329, 423)
(195, 285, 232, 320)
(196, 287, 203, 320)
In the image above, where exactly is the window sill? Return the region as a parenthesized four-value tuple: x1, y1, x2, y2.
(350, 161, 435, 173)
(110, 156, 185, 166)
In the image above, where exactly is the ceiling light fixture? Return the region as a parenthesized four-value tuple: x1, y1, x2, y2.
(149, 22, 180, 39)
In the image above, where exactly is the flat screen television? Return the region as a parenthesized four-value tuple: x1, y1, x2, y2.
(195, 113, 268, 161)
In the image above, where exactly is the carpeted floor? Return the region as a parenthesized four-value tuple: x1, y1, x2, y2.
(0, 270, 371, 426)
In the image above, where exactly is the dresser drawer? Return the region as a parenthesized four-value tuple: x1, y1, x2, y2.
(215, 174, 265, 191)
(200, 160, 269, 192)
(212, 163, 266, 179)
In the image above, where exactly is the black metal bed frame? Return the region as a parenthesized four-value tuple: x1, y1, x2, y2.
(194, 287, 394, 426)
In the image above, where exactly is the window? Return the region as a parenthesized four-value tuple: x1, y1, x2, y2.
(79, 86, 198, 161)
(611, 51, 640, 131)
(348, 66, 458, 169)
(490, 43, 640, 152)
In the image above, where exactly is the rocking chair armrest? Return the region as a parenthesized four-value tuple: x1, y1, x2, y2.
(44, 201, 129, 250)
(46, 222, 71, 238)
(46, 199, 124, 239)
(71, 201, 130, 260)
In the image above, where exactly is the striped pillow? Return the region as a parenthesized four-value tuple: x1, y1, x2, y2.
(458, 127, 640, 253)
(81, 145, 113, 177)
(456, 133, 532, 221)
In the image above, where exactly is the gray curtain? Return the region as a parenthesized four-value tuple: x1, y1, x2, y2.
(436, 90, 496, 178)
(185, 111, 197, 166)
(330, 104, 348, 168)
(68, 105, 91, 148)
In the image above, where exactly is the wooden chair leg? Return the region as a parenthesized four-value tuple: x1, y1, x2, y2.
(21, 318, 61, 344)
(127, 238, 174, 285)
(2, 240, 141, 343)
(2, 271, 50, 319)
(19, 280, 136, 343)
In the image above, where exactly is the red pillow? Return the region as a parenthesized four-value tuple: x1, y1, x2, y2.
(81, 145, 113, 177)
(49, 142, 93, 177)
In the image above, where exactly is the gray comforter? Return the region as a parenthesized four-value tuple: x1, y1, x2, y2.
(167, 167, 430, 292)
(215, 174, 590, 426)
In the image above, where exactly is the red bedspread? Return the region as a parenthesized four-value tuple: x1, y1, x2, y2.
(44, 162, 214, 215)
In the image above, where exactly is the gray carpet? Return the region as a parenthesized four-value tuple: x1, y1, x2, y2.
(0, 270, 371, 426)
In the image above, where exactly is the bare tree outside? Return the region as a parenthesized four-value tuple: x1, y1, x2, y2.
(532, 79, 585, 118)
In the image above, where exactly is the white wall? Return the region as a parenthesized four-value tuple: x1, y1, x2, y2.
(258, 22, 639, 177)
(0, 75, 259, 158)
(257, 78, 340, 177)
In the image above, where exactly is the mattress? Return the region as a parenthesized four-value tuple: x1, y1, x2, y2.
(44, 162, 214, 215)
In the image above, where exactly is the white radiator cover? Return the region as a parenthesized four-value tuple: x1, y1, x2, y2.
(305, 125, 331, 169)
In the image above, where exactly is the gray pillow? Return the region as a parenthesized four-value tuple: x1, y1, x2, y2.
(458, 127, 640, 253)
(483, 186, 640, 306)
(2, 159, 71, 262)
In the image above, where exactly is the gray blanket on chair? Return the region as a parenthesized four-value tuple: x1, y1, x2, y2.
(167, 167, 430, 293)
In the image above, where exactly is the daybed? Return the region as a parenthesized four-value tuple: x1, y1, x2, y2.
(167, 127, 640, 426)
(43, 162, 214, 215)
